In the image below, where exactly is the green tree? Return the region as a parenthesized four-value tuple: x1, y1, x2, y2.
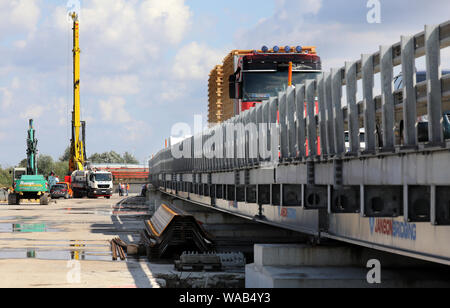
(18, 159, 27, 168)
(59, 146, 71, 162)
(0, 166, 13, 187)
(123, 152, 139, 164)
(37, 155, 54, 176)
(88, 151, 139, 164)
(53, 161, 70, 179)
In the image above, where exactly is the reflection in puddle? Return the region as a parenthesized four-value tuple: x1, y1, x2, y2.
(0, 223, 61, 233)
(0, 249, 116, 261)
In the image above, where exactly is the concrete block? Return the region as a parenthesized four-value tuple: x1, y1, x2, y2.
(254, 244, 361, 267)
(246, 263, 450, 288)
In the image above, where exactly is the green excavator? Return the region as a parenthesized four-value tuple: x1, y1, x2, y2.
(8, 119, 49, 205)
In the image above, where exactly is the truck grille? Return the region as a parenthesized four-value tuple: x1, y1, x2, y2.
(98, 185, 110, 189)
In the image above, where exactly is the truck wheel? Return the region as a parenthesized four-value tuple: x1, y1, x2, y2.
(40, 194, 49, 206)
(105, 196, 111, 199)
(8, 194, 17, 205)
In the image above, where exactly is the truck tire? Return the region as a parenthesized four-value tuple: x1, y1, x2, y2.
(8, 194, 18, 205)
(40, 194, 49, 205)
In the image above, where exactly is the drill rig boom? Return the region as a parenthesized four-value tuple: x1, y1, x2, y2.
(69, 12, 86, 173)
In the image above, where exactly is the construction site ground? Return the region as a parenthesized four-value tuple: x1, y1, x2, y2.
(0, 195, 244, 288)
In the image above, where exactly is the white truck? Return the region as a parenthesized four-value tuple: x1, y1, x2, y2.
(71, 169, 113, 199)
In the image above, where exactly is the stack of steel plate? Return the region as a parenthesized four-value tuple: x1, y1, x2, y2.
(141, 204, 214, 259)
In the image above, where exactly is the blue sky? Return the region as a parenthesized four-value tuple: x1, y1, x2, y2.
(0, 0, 449, 167)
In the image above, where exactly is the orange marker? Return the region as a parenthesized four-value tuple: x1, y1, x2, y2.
(288, 62, 293, 87)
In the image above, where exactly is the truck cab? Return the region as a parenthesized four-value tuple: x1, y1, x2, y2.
(87, 171, 113, 198)
(228, 46, 322, 115)
(71, 170, 113, 199)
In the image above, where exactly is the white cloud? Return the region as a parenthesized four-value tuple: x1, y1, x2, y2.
(19, 105, 45, 119)
(124, 120, 152, 142)
(0, 88, 13, 108)
(0, 0, 40, 40)
(85, 75, 140, 96)
(236, 0, 450, 73)
(98, 96, 132, 124)
(172, 42, 224, 80)
(139, 0, 192, 44)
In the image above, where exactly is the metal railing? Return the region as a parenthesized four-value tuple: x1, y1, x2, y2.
(150, 20, 450, 175)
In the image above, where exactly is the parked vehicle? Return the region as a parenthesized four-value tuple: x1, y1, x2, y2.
(71, 170, 113, 199)
(394, 71, 450, 143)
(50, 182, 73, 199)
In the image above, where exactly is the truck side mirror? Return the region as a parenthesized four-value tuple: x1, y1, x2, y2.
(229, 75, 236, 99)
(229, 74, 243, 100)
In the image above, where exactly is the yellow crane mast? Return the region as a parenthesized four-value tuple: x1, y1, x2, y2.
(69, 12, 85, 173)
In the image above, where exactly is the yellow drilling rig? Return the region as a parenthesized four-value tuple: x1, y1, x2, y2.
(69, 12, 86, 174)
(67, 12, 113, 199)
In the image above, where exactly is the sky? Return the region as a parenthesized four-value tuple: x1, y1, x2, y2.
(0, 0, 449, 167)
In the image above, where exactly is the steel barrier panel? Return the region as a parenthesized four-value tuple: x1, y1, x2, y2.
(316, 74, 328, 157)
(401, 35, 418, 146)
(286, 86, 296, 158)
(345, 61, 360, 153)
(295, 84, 306, 158)
(362, 54, 377, 152)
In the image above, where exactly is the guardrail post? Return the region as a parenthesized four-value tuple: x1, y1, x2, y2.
(324, 72, 336, 156)
(262, 101, 270, 162)
(279, 91, 288, 160)
(243, 111, 249, 167)
(362, 54, 376, 153)
(401, 35, 418, 147)
(251, 107, 258, 165)
(269, 97, 279, 163)
(306, 80, 317, 158)
(256, 103, 263, 163)
(345, 61, 360, 154)
(237, 114, 244, 168)
(287, 86, 296, 159)
(331, 68, 345, 155)
(425, 24, 444, 145)
(380, 46, 396, 150)
(316, 73, 328, 157)
(295, 84, 306, 159)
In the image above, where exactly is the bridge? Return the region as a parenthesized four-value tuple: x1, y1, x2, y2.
(148, 21, 450, 267)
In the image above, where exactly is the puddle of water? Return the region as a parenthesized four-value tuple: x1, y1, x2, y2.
(0, 249, 118, 261)
(0, 223, 61, 233)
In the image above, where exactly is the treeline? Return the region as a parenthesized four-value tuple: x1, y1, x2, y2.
(0, 148, 140, 187)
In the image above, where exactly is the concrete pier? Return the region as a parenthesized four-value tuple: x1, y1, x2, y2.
(246, 244, 450, 288)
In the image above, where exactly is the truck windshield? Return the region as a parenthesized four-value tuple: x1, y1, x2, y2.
(243, 71, 321, 101)
(95, 174, 112, 182)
